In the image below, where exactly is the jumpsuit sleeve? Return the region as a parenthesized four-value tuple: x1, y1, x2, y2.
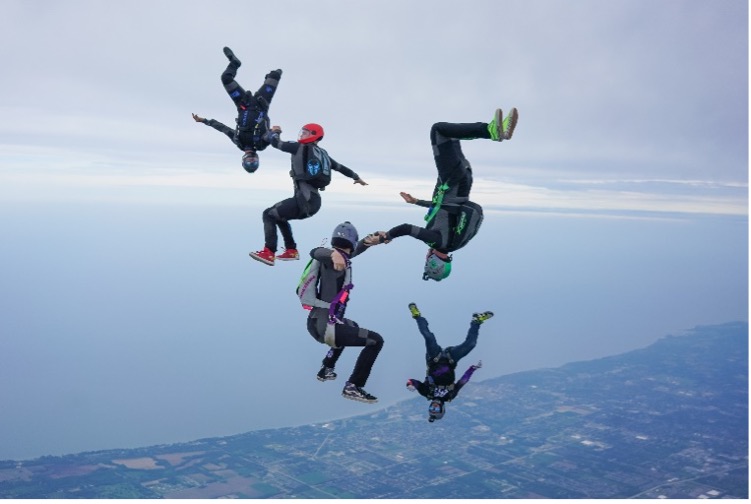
(311, 247, 336, 267)
(329, 158, 361, 181)
(451, 365, 478, 398)
(408, 379, 431, 398)
(267, 133, 300, 155)
(351, 239, 371, 258)
(203, 119, 238, 145)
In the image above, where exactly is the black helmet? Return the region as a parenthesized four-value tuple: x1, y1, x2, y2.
(332, 221, 358, 250)
(242, 151, 259, 173)
(428, 400, 445, 422)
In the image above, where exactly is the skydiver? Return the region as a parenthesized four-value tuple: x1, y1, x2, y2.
(303, 221, 383, 403)
(191, 46, 281, 174)
(405, 303, 493, 422)
(247, 124, 368, 265)
(364, 108, 518, 281)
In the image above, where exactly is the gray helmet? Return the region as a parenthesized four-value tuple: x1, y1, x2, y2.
(331, 221, 359, 250)
(428, 400, 445, 422)
(423, 251, 452, 281)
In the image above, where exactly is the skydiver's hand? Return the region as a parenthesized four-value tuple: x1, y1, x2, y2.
(331, 249, 347, 271)
(192, 113, 205, 123)
(400, 192, 417, 204)
(262, 130, 278, 143)
(354, 178, 368, 186)
(472, 360, 483, 370)
(406, 380, 416, 392)
(270, 125, 282, 134)
(364, 231, 389, 246)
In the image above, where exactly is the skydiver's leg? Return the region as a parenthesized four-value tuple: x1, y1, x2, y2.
(443, 320, 481, 363)
(221, 61, 246, 107)
(262, 197, 298, 253)
(322, 317, 357, 368)
(254, 69, 282, 110)
(414, 315, 443, 363)
(261, 192, 322, 252)
(333, 322, 383, 387)
(322, 346, 345, 368)
(430, 122, 488, 197)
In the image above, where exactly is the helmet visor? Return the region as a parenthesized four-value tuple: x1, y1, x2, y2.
(242, 152, 259, 172)
(429, 401, 444, 416)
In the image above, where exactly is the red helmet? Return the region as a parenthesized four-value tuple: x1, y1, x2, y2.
(299, 123, 324, 144)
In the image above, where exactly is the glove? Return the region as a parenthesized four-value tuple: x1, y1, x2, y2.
(263, 130, 279, 143)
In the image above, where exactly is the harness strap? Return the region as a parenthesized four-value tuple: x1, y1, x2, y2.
(424, 183, 450, 224)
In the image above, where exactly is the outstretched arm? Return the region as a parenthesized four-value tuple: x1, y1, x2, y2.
(330, 159, 367, 185)
(400, 192, 431, 208)
(264, 126, 299, 154)
(452, 360, 482, 397)
(406, 378, 431, 398)
(193, 114, 236, 143)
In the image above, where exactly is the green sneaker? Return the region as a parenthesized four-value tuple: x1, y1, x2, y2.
(472, 311, 494, 324)
(502, 107, 518, 140)
(408, 303, 421, 318)
(488, 108, 503, 141)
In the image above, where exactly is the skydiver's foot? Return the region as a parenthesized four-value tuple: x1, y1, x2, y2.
(276, 248, 300, 261)
(488, 108, 503, 141)
(342, 382, 378, 403)
(249, 247, 275, 266)
(502, 107, 518, 140)
(472, 311, 494, 324)
(223, 46, 241, 67)
(408, 303, 421, 319)
(316, 366, 337, 382)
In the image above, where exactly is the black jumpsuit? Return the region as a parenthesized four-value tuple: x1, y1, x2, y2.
(199, 62, 282, 152)
(263, 135, 361, 253)
(384, 121, 488, 253)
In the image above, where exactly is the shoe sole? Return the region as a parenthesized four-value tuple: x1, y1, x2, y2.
(249, 253, 274, 266)
(276, 257, 300, 261)
(317, 376, 336, 382)
(341, 393, 378, 404)
(503, 108, 518, 140)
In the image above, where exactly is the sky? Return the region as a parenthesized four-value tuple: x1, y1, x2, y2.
(0, 0, 747, 461)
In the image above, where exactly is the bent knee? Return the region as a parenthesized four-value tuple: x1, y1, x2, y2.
(364, 330, 384, 347)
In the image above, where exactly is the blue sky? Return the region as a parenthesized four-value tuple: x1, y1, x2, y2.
(0, 0, 747, 460)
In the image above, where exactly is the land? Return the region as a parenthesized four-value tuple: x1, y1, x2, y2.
(0, 322, 747, 499)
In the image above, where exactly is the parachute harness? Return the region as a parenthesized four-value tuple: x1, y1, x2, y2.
(327, 250, 353, 325)
(424, 183, 450, 224)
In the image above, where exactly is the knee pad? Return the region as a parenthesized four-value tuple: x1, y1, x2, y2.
(363, 329, 383, 347)
(263, 206, 282, 222)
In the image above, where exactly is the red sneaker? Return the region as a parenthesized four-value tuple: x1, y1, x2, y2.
(276, 248, 299, 261)
(249, 247, 275, 266)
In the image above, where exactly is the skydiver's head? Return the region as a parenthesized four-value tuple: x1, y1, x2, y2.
(428, 400, 445, 422)
(423, 248, 452, 282)
(298, 123, 324, 144)
(332, 221, 359, 253)
(242, 150, 259, 173)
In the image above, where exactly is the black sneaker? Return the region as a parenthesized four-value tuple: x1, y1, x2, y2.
(342, 382, 378, 403)
(316, 366, 337, 382)
(223, 46, 241, 67)
(472, 311, 494, 324)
